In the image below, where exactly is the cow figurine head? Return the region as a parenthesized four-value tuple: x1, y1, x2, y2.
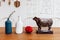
(33, 17, 40, 22)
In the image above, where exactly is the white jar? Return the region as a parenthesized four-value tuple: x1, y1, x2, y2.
(16, 16, 23, 34)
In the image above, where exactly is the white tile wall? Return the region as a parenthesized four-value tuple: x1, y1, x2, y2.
(0, 0, 60, 27)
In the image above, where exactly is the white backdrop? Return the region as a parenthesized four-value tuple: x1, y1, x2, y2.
(0, 0, 60, 27)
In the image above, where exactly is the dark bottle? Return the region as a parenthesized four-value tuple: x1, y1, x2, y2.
(5, 18, 12, 34)
(5, 11, 15, 34)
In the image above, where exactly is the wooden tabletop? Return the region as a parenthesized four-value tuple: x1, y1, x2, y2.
(0, 27, 60, 40)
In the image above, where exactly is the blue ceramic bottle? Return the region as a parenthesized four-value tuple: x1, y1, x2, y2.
(5, 11, 15, 34)
(5, 18, 12, 34)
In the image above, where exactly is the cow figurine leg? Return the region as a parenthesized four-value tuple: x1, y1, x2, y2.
(38, 26, 41, 31)
(48, 27, 51, 30)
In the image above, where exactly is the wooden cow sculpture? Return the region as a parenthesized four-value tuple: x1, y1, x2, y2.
(33, 17, 53, 31)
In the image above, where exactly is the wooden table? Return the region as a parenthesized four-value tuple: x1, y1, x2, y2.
(0, 27, 60, 40)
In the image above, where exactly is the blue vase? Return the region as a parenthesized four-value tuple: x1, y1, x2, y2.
(5, 18, 12, 34)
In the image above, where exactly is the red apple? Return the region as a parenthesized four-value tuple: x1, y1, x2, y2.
(25, 26, 33, 33)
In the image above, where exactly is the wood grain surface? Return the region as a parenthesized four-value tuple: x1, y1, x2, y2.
(0, 27, 60, 40)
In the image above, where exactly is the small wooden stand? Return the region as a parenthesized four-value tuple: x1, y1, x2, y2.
(36, 30, 53, 34)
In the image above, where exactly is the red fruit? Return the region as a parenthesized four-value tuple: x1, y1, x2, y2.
(25, 26, 33, 33)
